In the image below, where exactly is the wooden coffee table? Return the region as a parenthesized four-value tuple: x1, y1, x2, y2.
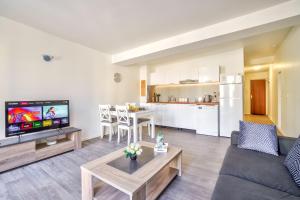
(81, 141, 182, 200)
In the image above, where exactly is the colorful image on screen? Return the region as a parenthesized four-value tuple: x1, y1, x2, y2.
(21, 123, 33, 130)
(43, 120, 52, 127)
(43, 105, 68, 119)
(61, 118, 69, 124)
(8, 107, 42, 124)
(8, 124, 20, 132)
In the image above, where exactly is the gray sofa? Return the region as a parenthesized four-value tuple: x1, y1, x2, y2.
(212, 131, 300, 200)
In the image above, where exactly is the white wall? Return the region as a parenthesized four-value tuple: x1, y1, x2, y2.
(271, 26, 300, 137)
(0, 17, 139, 140)
(244, 71, 269, 115)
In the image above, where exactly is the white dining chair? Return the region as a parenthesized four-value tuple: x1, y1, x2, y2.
(99, 104, 117, 142)
(116, 105, 152, 144)
(116, 105, 134, 145)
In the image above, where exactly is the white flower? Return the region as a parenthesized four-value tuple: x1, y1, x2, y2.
(136, 151, 141, 155)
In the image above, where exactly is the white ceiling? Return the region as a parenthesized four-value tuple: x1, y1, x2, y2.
(133, 27, 292, 67)
(0, 0, 289, 54)
(243, 28, 291, 66)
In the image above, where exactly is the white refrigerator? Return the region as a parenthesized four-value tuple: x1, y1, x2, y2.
(219, 75, 243, 137)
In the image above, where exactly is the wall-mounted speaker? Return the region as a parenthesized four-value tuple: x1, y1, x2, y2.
(42, 54, 54, 62)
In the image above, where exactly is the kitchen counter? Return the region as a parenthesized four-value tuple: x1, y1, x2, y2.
(147, 101, 219, 106)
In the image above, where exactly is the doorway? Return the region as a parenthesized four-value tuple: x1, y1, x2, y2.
(251, 79, 266, 115)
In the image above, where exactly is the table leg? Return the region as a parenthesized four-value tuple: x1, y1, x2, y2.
(150, 115, 155, 139)
(170, 153, 182, 177)
(130, 184, 146, 200)
(81, 168, 93, 200)
(133, 115, 138, 143)
(177, 153, 182, 176)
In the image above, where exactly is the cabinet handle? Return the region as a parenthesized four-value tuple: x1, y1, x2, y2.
(198, 107, 202, 109)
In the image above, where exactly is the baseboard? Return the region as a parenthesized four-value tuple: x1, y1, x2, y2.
(82, 133, 101, 142)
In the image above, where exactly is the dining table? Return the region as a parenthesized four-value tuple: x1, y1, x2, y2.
(110, 109, 156, 143)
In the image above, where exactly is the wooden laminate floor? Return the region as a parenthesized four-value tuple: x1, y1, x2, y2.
(0, 127, 230, 200)
(244, 114, 274, 125)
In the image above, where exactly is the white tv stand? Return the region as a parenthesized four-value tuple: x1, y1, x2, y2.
(0, 127, 81, 173)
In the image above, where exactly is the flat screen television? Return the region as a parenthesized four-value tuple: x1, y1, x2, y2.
(5, 100, 70, 137)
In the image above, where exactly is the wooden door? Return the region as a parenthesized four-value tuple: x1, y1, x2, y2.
(251, 80, 266, 115)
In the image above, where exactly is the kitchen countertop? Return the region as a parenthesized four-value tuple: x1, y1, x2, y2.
(147, 101, 219, 106)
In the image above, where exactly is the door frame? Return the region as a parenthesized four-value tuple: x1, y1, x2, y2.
(277, 72, 282, 128)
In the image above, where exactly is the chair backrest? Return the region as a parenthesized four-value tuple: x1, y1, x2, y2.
(99, 104, 112, 123)
(116, 105, 130, 125)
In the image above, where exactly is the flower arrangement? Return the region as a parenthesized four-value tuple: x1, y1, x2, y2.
(124, 143, 143, 160)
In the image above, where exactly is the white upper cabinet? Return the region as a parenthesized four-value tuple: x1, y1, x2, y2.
(198, 66, 220, 83)
(150, 72, 165, 85)
(166, 70, 180, 84)
(150, 65, 219, 85)
(179, 66, 198, 81)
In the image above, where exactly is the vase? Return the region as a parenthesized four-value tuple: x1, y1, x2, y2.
(130, 155, 137, 160)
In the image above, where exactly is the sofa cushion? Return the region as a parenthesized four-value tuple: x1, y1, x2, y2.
(212, 175, 300, 200)
(220, 145, 300, 196)
(238, 121, 278, 156)
(285, 137, 300, 187)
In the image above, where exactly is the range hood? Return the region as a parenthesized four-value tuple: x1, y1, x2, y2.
(179, 79, 199, 84)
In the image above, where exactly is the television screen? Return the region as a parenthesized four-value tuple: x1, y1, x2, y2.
(5, 100, 69, 137)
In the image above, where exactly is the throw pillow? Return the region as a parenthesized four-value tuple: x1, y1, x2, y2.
(284, 137, 300, 187)
(238, 121, 278, 156)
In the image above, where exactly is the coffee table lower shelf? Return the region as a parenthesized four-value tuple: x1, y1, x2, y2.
(93, 167, 178, 200)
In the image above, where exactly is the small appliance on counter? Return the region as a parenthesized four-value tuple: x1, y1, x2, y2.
(178, 97, 189, 103)
(196, 97, 203, 103)
(168, 96, 176, 102)
(212, 92, 218, 102)
(152, 93, 161, 102)
(203, 95, 213, 103)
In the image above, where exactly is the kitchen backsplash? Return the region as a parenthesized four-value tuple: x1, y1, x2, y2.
(154, 85, 219, 102)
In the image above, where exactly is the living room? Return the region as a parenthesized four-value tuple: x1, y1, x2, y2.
(0, 1, 300, 200)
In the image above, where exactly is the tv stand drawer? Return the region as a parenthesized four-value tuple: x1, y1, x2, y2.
(0, 141, 35, 172)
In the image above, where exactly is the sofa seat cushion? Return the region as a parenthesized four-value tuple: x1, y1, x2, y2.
(212, 175, 300, 200)
(220, 145, 300, 197)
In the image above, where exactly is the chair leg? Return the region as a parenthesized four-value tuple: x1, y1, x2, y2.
(127, 129, 131, 145)
(148, 123, 151, 136)
(113, 126, 117, 135)
(139, 125, 142, 141)
(100, 125, 104, 139)
(109, 126, 113, 142)
(117, 127, 121, 144)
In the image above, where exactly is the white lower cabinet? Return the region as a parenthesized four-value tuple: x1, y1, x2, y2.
(195, 105, 219, 136)
(145, 103, 218, 136)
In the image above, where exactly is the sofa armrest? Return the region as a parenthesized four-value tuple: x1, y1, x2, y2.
(231, 131, 240, 145)
(278, 136, 296, 156)
(230, 131, 296, 155)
